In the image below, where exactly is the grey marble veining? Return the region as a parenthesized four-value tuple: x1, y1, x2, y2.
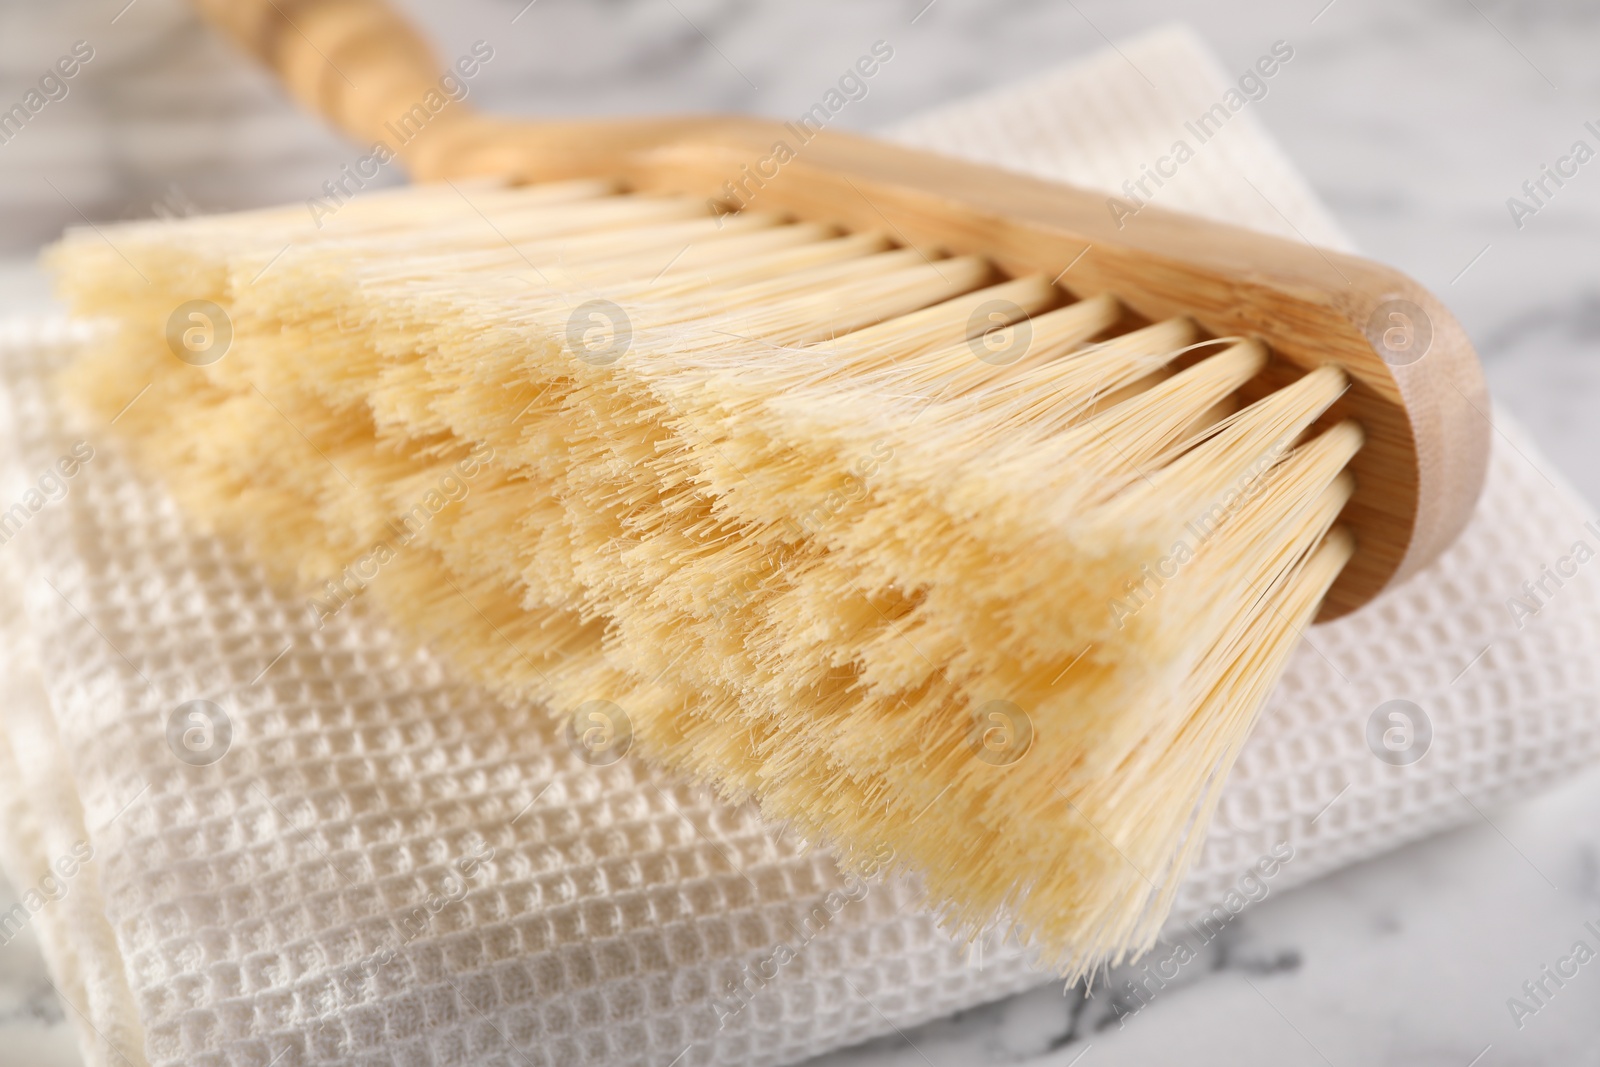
(1, 1, 1599, 1065)
(0, 872, 84, 1067)
(808, 770, 1600, 1066)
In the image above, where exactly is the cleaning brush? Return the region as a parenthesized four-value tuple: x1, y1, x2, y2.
(46, 1, 1490, 976)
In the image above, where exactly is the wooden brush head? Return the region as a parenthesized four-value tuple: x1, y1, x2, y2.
(468, 118, 1491, 619)
(194, 0, 1490, 620)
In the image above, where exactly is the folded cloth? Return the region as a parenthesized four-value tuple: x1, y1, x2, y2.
(3, 23, 1599, 1067)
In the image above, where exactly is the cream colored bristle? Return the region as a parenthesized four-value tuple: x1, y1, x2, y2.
(48, 180, 1368, 978)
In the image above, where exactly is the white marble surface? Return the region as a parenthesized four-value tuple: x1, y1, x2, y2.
(2, 1, 1599, 1064)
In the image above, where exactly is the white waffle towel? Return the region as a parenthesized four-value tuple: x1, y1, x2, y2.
(3, 23, 1599, 1067)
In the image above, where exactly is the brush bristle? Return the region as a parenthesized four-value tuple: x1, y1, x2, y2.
(47, 179, 1361, 976)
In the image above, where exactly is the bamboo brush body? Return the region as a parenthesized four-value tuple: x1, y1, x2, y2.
(48, 1, 1491, 975)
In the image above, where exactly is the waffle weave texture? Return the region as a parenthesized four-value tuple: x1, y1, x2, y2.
(3, 23, 1599, 1067)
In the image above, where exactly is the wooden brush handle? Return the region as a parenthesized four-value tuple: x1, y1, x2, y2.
(192, 0, 1491, 618)
(188, 0, 708, 181)
(191, 0, 452, 163)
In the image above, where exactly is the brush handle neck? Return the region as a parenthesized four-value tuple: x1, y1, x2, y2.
(191, 0, 739, 180)
(188, 0, 520, 178)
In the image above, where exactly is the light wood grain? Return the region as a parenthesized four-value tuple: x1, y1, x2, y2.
(190, 0, 1491, 617)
